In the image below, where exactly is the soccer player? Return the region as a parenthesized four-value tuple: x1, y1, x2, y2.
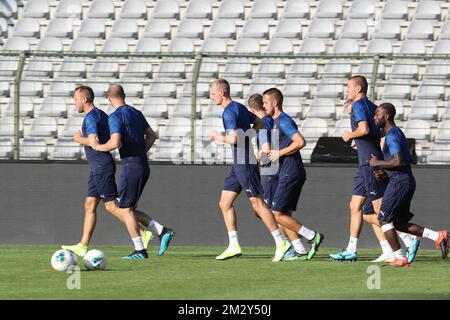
(262, 88, 324, 260)
(247, 94, 308, 260)
(93, 84, 175, 259)
(62, 85, 153, 257)
(369, 102, 448, 267)
(209, 79, 291, 262)
(329, 75, 387, 262)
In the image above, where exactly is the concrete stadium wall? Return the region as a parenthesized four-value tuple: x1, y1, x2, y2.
(0, 162, 449, 250)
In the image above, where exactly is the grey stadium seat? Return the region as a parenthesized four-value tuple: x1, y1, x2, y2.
(348, 0, 375, 19)
(289, 39, 326, 78)
(381, 80, 411, 100)
(200, 38, 227, 78)
(120, 0, 147, 19)
(28, 117, 58, 138)
(20, 82, 43, 97)
(223, 38, 259, 78)
(415, 79, 445, 100)
(4, 97, 33, 117)
(55, 0, 82, 19)
(340, 19, 368, 39)
(300, 118, 328, 140)
(0, 0, 18, 19)
(78, 19, 106, 39)
(0, 17, 7, 37)
(60, 117, 83, 137)
(35, 97, 67, 118)
(124, 38, 161, 78)
(283, 97, 303, 119)
(0, 81, 10, 97)
(283, 0, 309, 19)
(12, 18, 40, 38)
(435, 121, 450, 143)
(185, 0, 212, 20)
(306, 98, 336, 119)
(141, 97, 168, 119)
(176, 19, 204, 39)
(20, 138, 47, 160)
(424, 40, 450, 78)
(247, 77, 274, 96)
(240, 20, 269, 39)
(0, 117, 23, 137)
(91, 38, 128, 78)
(162, 117, 192, 140)
(143, 19, 171, 39)
(374, 19, 401, 40)
(316, 78, 344, 99)
(217, 0, 244, 20)
(414, 0, 441, 20)
(87, 0, 115, 19)
(250, 0, 277, 20)
(45, 19, 74, 38)
(390, 40, 426, 79)
(366, 39, 393, 53)
(381, 0, 408, 20)
(110, 19, 139, 39)
(428, 143, 450, 164)
(24, 38, 63, 78)
(23, 0, 49, 19)
(50, 138, 81, 160)
(147, 81, 177, 98)
(256, 38, 292, 78)
(408, 100, 438, 121)
(403, 120, 431, 141)
(282, 77, 311, 98)
(47, 82, 75, 97)
(272, 19, 302, 39)
(315, 0, 342, 19)
(439, 21, 450, 40)
(331, 119, 351, 137)
(208, 19, 236, 39)
(0, 138, 13, 159)
(406, 20, 434, 40)
(157, 38, 193, 78)
(307, 19, 335, 39)
(121, 83, 143, 98)
(204, 102, 223, 118)
(152, 0, 179, 19)
(173, 96, 201, 118)
(324, 39, 359, 78)
(36, 37, 63, 51)
(58, 38, 96, 78)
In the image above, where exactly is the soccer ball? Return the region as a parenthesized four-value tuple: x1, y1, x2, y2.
(51, 249, 78, 271)
(83, 249, 107, 271)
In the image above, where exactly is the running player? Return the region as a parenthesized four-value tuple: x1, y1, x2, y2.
(209, 79, 291, 262)
(369, 102, 448, 267)
(93, 84, 175, 259)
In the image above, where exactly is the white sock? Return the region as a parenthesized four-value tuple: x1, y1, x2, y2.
(380, 240, 394, 256)
(228, 231, 239, 247)
(271, 229, 284, 245)
(398, 232, 413, 247)
(346, 237, 358, 254)
(298, 226, 315, 241)
(291, 238, 307, 254)
(422, 228, 439, 241)
(394, 248, 405, 259)
(132, 236, 144, 251)
(148, 219, 164, 236)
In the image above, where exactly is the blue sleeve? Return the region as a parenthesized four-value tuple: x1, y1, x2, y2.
(257, 118, 272, 145)
(142, 114, 150, 130)
(108, 113, 122, 134)
(85, 115, 97, 135)
(386, 131, 402, 155)
(222, 109, 237, 131)
(353, 104, 368, 123)
(279, 117, 298, 140)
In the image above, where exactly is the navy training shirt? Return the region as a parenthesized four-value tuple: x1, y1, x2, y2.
(273, 112, 305, 175)
(257, 115, 274, 149)
(108, 104, 151, 161)
(82, 107, 115, 166)
(222, 100, 258, 165)
(382, 126, 413, 177)
(350, 96, 383, 166)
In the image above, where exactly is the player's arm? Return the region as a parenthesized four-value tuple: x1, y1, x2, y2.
(269, 132, 306, 161)
(251, 117, 265, 131)
(342, 121, 369, 142)
(144, 126, 158, 151)
(210, 129, 237, 145)
(94, 133, 121, 152)
(73, 131, 99, 148)
(370, 152, 402, 169)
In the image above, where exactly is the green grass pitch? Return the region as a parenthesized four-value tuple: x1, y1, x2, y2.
(1, 245, 449, 300)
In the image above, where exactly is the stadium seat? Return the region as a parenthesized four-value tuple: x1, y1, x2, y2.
(0, 138, 13, 159)
(323, 39, 358, 78)
(403, 119, 431, 141)
(20, 138, 47, 159)
(198, 117, 223, 141)
(240, 20, 269, 39)
(216, 0, 244, 20)
(424, 40, 450, 78)
(250, 0, 277, 19)
(316, 78, 344, 98)
(208, 19, 236, 39)
(163, 117, 192, 140)
(340, 19, 368, 39)
(289, 39, 325, 78)
(435, 121, 450, 143)
(204, 102, 223, 118)
(20, 82, 43, 97)
(152, 0, 179, 20)
(176, 19, 204, 39)
(50, 138, 81, 160)
(85, 82, 108, 97)
(55, 0, 82, 19)
(428, 142, 450, 164)
(153, 139, 185, 161)
(415, 79, 445, 100)
(147, 81, 177, 98)
(381, 0, 408, 20)
(180, 81, 210, 99)
(439, 21, 450, 40)
(408, 100, 438, 121)
(120, 0, 147, 19)
(374, 19, 401, 39)
(60, 117, 83, 137)
(141, 97, 168, 119)
(45, 19, 74, 39)
(414, 0, 441, 20)
(28, 117, 58, 137)
(247, 77, 274, 96)
(406, 20, 434, 40)
(0, 17, 7, 37)
(4, 97, 33, 117)
(384, 99, 405, 120)
(121, 83, 143, 98)
(307, 19, 335, 39)
(0, 117, 23, 137)
(282, 77, 310, 98)
(224, 38, 259, 79)
(381, 80, 411, 100)
(78, 19, 106, 39)
(12, 18, 40, 38)
(367, 39, 393, 53)
(110, 19, 139, 39)
(87, 0, 115, 19)
(331, 118, 351, 137)
(348, 0, 375, 19)
(0, 81, 10, 97)
(47, 82, 75, 97)
(300, 118, 328, 140)
(307, 98, 336, 119)
(315, 0, 342, 19)
(283, 97, 303, 119)
(157, 38, 193, 78)
(35, 97, 67, 118)
(200, 38, 226, 78)
(22, 0, 49, 19)
(91, 38, 128, 78)
(0, 0, 18, 19)
(185, 0, 212, 20)
(272, 19, 302, 39)
(283, 0, 309, 19)
(256, 38, 292, 78)
(57, 38, 95, 78)
(143, 19, 171, 39)
(0, 38, 29, 76)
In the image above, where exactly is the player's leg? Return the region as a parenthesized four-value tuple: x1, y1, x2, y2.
(279, 213, 308, 260)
